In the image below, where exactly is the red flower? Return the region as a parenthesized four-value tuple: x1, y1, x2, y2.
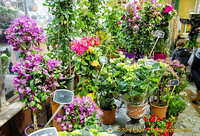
(134, 1, 138, 4)
(150, 115, 156, 122)
(136, 6, 140, 10)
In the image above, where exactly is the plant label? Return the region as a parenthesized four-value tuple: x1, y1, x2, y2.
(170, 80, 179, 86)
(29, 127, 58, 136)
(154, 30, 165, 38)
(53, 89, 73, 104)
(99, 56, 108, 64)
(145, 60, 155, 65)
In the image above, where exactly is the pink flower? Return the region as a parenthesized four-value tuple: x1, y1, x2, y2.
(117, 21, 121, 25)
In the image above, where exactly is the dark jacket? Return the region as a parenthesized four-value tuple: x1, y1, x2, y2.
(172, 47, 191, 66)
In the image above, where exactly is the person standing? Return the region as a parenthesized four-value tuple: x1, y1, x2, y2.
(191, 47, 200, 102)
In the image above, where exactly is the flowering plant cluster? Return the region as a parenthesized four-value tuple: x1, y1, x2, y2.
(159, 59, 188, 94)
(12, 49, 63, 111)
(120, 0, 176, 54)
(4, 16, 46, 53)
(71, 37, 101, 96)
(143, 115, 175, 136)
(55, 97, 102, 131)
(58, 129, 116, 136)
(161, 94, 188, 117)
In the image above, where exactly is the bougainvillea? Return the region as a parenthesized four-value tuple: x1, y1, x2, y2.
(12, 49, 63, 110)
(143, 115, 175, 136)
(71, 37, 101, 96)
(55, 96, 102, 131)
(4, 16, 46, 52)
(70, 37, 100, 56)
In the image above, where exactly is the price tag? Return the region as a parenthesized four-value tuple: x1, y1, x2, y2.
(99, 56, 108, 64)
(53, 89, 73, 104)
(154, 30, 165, 38)
(29, 127, 58, 136)
(170, 80, 179, 86)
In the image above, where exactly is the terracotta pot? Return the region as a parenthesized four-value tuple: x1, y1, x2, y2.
(51, 101, 63, 131)
(150, 100, 168, 119)
(127, 102, 147, 119)
(100, 106, 116, 125)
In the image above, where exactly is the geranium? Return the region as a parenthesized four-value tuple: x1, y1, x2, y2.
(54, 96, 102, 131)
(12, 49, 62, 111)
(143, 115, 175, 136)
(4, 16, 46, 52)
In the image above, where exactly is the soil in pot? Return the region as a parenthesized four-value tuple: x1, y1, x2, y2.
(24, 124, 44, 135)
(150, 100, 168, 119)
(100, 105, 116, 125)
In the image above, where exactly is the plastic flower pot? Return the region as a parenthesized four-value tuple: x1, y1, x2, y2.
(118, 49, 126, 53)
(124, 52, 137, 64)
(154, 52, 167, 60)
(150, 100, 168, 119)
(100, 105, 116, 125)
(24, 123, 44, 136)
(127, 102, 147, 119)
(58, 74, 75, 91)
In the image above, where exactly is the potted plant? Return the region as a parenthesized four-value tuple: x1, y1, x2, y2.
(44, 0, 77, 90)
(161, 94, 188, 121)
(71, 37, 100, 98)
(97, 61, 119, 125)
(54, 96, 102, 132)
(154, 3, 176, 60)
(150, 60, 170, 119)
(115, 58, 167, 119)
(12, 49, 63, 135)
(143, 114, 176, 136)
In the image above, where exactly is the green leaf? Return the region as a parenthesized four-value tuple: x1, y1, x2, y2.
(34, 97, 41, 103)
(81, 87, 87, 96)
(30, 101, 35, 107)
(30, 79, 35, 90)
(41, 95, 46, 102)
(36, 104, 42, 110)
(82, 60, 88, 65)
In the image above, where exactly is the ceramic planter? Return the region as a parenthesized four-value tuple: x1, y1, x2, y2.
(127, 102, 147, 119)
(24, 123, 44, 136)
(150, 100, 168, 119)
(51, 101, 63, 131)
(154, 52, 167, 60)
(59, 74, 75, 91)
(100, 106, 116, 125)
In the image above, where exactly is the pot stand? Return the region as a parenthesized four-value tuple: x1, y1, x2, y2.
(124, 117, 145, 136)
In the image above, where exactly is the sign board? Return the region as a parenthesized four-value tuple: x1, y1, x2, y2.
(145, 60, 156, 65)
(29, 127, 58, 136)
(53, 89, 73, 104)
(99, 56, 108, 64)
(154, 30, 165, 38)
(171, 80, 179, 86)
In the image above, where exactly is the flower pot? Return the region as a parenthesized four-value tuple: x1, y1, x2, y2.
(118, 49, 126, 53)
(154, 52, 167, 60)
(127, 102, 147, 119)
(150, 100, 168, 119)
(51, 101, 63, 131)
(100, 106, 116, 125)
(124, 52, 137, 64)
(59, 74, 75, 91)
(24, 123, 44, 136)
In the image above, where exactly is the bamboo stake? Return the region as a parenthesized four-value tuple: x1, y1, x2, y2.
(167, 85, 176, 105)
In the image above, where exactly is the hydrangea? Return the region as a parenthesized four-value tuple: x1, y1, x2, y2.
(12, 49, 62, 111)
(54, 96, 102, 131)
(4, 16, 46, 52)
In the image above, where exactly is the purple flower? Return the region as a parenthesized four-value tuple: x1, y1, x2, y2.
(123, 29, 125, 32)
(117, 21, 121, 25)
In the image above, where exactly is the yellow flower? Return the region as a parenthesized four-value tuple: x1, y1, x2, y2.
(79, 87, 82, 90)
(91, 60, 99, 67)
(88, 46, 94, 53)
